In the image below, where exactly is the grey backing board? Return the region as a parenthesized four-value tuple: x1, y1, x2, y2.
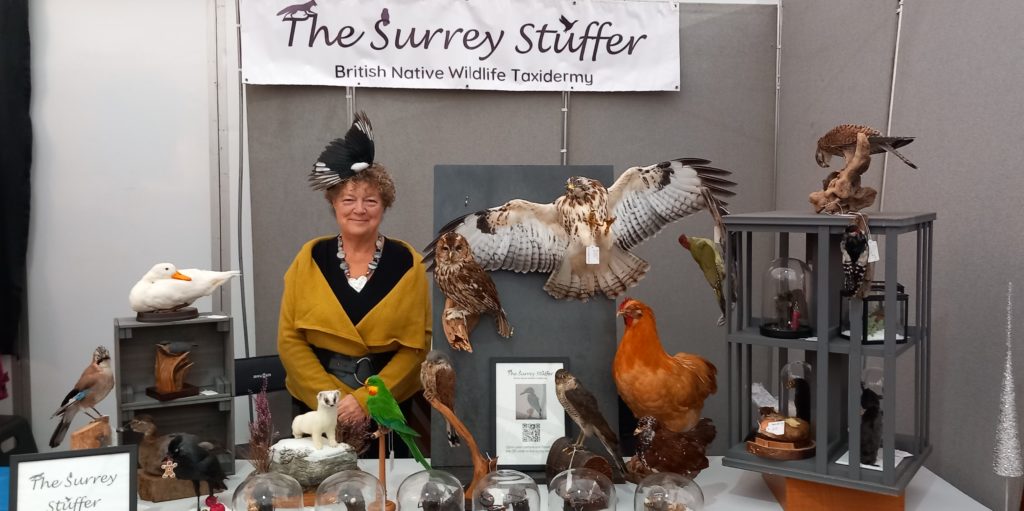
(430, 164, 617, 468)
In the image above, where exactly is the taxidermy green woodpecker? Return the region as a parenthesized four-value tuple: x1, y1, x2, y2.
(678, 234, 727, 326)
(365, 375, 431, 470)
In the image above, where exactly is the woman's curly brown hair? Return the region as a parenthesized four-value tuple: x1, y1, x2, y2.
(323, 164, 397, 209)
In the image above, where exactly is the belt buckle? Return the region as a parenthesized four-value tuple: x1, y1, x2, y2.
(353, 356, 372, 385)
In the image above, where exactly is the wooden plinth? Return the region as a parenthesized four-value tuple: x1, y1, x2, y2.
(145, 383, 200, 401)
(138, 469, 213, 502)
(763, 474, 904, 511)
(70, 416, 111, 450)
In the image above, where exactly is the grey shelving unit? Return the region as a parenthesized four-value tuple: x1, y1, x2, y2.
(113, 313, 236, 474)
(720, 211, 934, 495)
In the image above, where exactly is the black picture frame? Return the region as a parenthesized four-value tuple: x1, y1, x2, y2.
(490, 357, 570, 471)
(11, 444, 138, 511)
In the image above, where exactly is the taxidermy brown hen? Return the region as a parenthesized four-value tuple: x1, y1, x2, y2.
(613, 298, 717, 433)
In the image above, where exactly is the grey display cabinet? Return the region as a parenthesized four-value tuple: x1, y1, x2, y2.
(720, 211, 934, 495)
(113, 313, 235, 474)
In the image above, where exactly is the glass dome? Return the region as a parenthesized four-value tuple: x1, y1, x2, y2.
(547, 468, 615, 511)
(231, 471, 304, 511)
(472, 469, 540, 511)
(315, 469, 386, 511)
(760, 257, 813, 339)
(779, 361, 813, 422)
(633, 472, 704, 511)
(840, 282, 908, 344)
(396, 469, 464, 511)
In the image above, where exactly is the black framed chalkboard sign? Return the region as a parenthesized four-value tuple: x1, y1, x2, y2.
(11, 444, 138, 511)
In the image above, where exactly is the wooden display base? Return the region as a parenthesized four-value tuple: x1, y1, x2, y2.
(136, 307, 200, 323)
(138, 469, 215, 503)
(545, 437, 617, 483)
(746, 436, 815, 460)
(763, 474, 905, 511)
(145, 383, 200, 401)
(70, 416, 111, 450)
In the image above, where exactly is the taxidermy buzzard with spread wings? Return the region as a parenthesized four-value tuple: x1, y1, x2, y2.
(426, 158, 736, 301)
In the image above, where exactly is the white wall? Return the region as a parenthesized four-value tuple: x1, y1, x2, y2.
(29, 0, 216, 450)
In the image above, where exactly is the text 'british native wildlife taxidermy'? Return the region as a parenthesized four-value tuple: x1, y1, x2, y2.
(129, 263, 239, 320)
(365, 375, 431, 470)
(50, 346, 114, 448)
(433, 231, 512, 352)
(810, 124, 916, 214)
(553, 368, 629, 478)
(426, 159, 736, 302)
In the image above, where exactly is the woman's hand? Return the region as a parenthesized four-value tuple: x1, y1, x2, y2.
(337, 393, 368, 427)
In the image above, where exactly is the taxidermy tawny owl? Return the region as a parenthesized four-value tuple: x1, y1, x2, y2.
(426, 159, 736, 301)
(433, 231, 513, 338)
(815, 124, 917, 169)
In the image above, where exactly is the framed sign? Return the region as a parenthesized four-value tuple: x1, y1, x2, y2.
(491, 357, 569, 469)
(11, 444, 138, 511)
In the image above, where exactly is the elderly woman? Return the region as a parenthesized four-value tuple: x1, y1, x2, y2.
(278, 112, 430, 429)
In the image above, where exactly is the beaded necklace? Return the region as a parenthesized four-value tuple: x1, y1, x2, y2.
(337, 233, 385, 280)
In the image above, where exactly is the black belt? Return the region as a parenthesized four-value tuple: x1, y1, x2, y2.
(313, 347, 395, 390)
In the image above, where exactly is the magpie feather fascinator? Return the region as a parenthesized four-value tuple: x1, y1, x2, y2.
(308, 111, 375, 190)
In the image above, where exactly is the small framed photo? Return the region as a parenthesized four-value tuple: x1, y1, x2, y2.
(491, 357, 569, 470)
(11, 444, 138, 511)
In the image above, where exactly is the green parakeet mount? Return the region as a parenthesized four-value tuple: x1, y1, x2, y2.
(366, 375, 432, 470)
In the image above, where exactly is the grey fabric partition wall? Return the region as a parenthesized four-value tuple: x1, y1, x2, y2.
(775, 1, 1024, 508)
(247, 2, 779, 456)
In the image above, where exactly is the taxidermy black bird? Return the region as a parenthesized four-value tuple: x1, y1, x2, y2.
(841, 225, 870, 296)
(50, 346, 114, 447)
(554, 369, 630, 477)
(166, 433, 228, 511)
(816, 124, 917, 169)
(787, 376, 811, 422)
(860, 385, 883, 465)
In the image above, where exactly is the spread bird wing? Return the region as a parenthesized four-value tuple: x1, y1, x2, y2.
(608, 159, 736, 251)
(426, 200, 567, 273)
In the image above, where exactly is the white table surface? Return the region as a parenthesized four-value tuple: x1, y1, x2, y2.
(137, 456, 986, 511)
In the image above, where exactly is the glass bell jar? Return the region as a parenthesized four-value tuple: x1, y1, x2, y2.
(633, 472, 704, 511)
(315, 469, 386, 511)
(231, 471, 304, 511)
(760, 257, 813, 339)
(778, 361, 814, 422)
(472, 469, 540, 511)
(840, 281, 908, 344)
(547, 467, 615, 511)
(396, 469, 464, 511)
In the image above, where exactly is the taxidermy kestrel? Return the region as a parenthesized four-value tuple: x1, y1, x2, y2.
(420, 350, 460, 447)
(433, 231, 512, 338)
(815, 124, 917, 169)
(426, 159, 736, 301)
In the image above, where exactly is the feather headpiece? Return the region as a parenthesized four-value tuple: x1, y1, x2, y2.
(308, 111, 375, 190)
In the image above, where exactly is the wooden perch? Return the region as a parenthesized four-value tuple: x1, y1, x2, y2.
(154, 344, 193, 393)
(425, 395, 497, 501)
(441, 297, 480, 352)
(71, 416, 111, 450)
(545, 437, 613, 482)
(810, 132, 878, 214)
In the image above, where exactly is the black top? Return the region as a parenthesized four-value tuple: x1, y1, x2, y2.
(312, 237, 413, 325)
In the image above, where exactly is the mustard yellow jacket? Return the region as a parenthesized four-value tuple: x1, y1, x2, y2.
(277, 236, 431, 411)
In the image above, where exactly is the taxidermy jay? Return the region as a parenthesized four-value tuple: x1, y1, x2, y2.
(49, 346, 114, 447)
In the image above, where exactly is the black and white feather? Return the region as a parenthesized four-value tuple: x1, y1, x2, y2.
(426, 158, 736, 301)
(309, 111, 375, 190)
(841, 225, 870, 296)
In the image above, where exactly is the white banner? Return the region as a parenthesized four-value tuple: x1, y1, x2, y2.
(240, 0, 680, 91)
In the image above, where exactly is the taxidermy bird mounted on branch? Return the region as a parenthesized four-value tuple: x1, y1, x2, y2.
(433, 231, 512, 351)
(426, 158, 736, 301)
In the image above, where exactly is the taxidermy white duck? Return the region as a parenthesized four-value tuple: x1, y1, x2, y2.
(129, 263, 240, 312)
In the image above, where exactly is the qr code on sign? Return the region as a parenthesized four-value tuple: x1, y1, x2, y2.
(521, 423, 541, 443)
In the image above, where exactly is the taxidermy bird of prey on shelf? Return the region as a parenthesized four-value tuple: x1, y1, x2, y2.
(815, 124, 917, 169)
(426, 158, 736, 301)
(554, 369, 630, 477)
(50, 346, 114, 448)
